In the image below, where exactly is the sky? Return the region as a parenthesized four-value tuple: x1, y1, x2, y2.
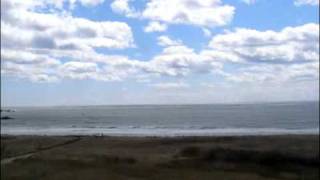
(1, 0, 319, 106)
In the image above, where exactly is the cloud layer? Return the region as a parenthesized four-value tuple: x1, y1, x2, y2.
(1, 0, 319, 95)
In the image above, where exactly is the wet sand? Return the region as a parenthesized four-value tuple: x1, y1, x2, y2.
(1, 135, 319, 180)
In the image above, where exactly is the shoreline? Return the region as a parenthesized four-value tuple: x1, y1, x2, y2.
(1, 133, 319, 139)
(1, 127, 319, 137)
(1, 134, 319, 143)
(1, 134, 315, 138)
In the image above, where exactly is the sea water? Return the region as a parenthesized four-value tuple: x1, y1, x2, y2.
(1, 101, 319, 136)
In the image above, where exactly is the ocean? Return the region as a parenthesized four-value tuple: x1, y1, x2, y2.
(1, 101, 319, 136)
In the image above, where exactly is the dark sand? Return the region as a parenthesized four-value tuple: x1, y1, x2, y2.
(1, 135, 319, 180)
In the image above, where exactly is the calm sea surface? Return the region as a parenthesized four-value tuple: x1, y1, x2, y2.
(1, 102, 319, 136)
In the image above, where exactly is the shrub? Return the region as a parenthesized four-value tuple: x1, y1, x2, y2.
(179, 146, 201, 158)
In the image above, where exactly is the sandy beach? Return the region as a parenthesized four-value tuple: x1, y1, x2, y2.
(1, 135, 319, 180)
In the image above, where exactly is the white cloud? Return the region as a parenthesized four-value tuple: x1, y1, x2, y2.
(111, 0, 130, 13)
(111, 0, 235, 28)
(157, 36, 182, 46)
(207, 23, 319, 63)
(240, 0, 256, 5)
(45, 0, 106, 8)
(78, 0, 105, 6)
(1, 0, 134, 51)
(1, 48, 61, 82)
(225, 62, 319, 83)
(60, 61, 98, 73)
(59, 61, 100, 80)
(59, 42, 224, 80)
(294, 0, 319, 6)
(110, 0, 140, 17)
(240, 0, 319, 6)
(150, 82, 189, 90)
(147, 45, 223, 77)
(202, 28, 212, 37)
(1, 49, 60, 66)
(144, 21, 168, 32)
(1, 0, 135, 82)
(0, 0, 105, 11)
(199, 23, 319, 84)
(142, 0, 235, 27)
(2, 60, 60, 83)
(30, 74, 59, 83)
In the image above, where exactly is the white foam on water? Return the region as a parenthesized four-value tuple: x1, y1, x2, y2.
(1, 127, 319, 137)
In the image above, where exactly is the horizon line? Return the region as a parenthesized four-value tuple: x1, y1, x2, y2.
(1, 100, 318, 108)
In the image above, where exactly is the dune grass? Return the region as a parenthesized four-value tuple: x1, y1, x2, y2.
(1, 135, 319, 180)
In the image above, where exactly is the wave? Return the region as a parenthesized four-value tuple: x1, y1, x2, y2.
(1, 127, 319, 136)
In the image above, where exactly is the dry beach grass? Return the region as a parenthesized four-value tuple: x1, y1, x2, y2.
(1, 135, 319, 180)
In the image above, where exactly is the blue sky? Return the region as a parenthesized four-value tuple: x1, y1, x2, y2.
(1, 0, 319, 106)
